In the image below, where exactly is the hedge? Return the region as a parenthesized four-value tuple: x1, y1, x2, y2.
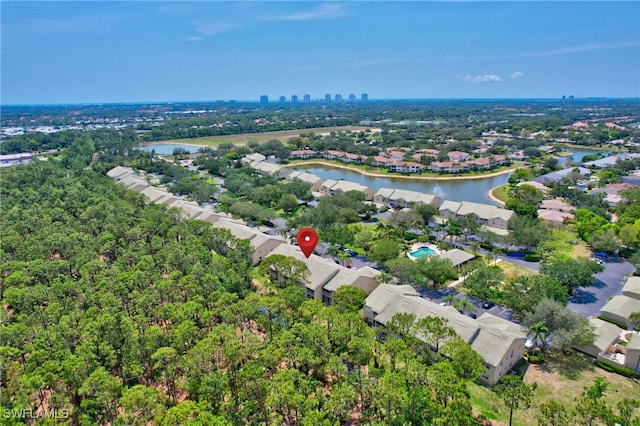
(597, 315, 628, 330)
(524, 253, 540, 262)
(595, 359, 635, 378)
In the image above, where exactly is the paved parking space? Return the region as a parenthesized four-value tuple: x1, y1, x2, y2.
(415, 286, 516, 322)
(568, 256, 635, 317)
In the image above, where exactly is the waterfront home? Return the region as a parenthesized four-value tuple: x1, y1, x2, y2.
(250, 160, 291, 178)
(323, 150, 345, 160)
(386, 189, 441, 209)
(533, 167, 591, 184)
(429, 161, 470, 173)
(287, 170, 326, 192)
(374, 156, 394, 168)
(388, 161, 424, 173)
(439, 200, 515, 229)
(320, 180, 374, 200)
(439, 200, 515, 230)
(537, 209, 574, 224)
(517, 180, 548, 193)
(364, 284, 527, 385)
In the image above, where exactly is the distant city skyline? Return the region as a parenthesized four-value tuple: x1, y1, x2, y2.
(2, 1, 639, 105)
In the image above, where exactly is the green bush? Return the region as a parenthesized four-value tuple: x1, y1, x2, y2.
(524, 253, 540, 262)
(404, 231, 419, 240)
(595, 359, 635, 377)
(428, 235, 437, 242)
(597, 315, 628, 330)
(528, 354, 545, 364)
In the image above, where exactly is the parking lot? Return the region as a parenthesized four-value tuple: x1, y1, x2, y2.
(416, 286, 516, 322)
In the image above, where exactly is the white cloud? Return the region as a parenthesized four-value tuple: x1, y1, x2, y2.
(510, 71, 524, 79)
(261, 3, 345, 21)
(463, 74, 503, 83)
(196, 22, 237, 36)
(186, 22, 238, 42)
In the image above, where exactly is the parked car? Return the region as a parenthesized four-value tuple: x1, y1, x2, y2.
(482, 301, 495, 309)
(468, 313, 477, 319)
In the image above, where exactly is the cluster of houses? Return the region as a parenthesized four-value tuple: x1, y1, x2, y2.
(108, 164, 527, 384)
(289, 147, 510, 174)
(577, 276, 640, 373)
(246, 154, 516, 235)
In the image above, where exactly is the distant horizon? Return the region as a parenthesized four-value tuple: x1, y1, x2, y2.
(3, 96, 640, 108)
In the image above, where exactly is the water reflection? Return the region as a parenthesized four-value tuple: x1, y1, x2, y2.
(295, 165, 512, 205)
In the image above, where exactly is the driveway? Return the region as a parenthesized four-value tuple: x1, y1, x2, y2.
(568, 255, 635, 317)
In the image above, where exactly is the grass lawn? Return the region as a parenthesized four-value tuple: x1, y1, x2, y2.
(491, 184, 511, 204)
(549, 228, 592, 259)
(496, 260, 537, 280)
(469, 351, 640, 426)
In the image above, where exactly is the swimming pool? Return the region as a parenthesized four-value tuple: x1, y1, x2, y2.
(409, 247, 436, 259)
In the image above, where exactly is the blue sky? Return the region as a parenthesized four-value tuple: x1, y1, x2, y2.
(2, 1, 639, 104)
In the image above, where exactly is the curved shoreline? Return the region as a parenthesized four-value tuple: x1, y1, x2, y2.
(486, 185, 507, 206)
(283, 160, 517, 181)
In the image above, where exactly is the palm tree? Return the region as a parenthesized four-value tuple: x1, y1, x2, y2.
(337, 251, 351, 267)
(454, 298, 476, 315)
(529, 320, 550, 351)
(442, 294, 457, 306)
(434, 222, 446, 241)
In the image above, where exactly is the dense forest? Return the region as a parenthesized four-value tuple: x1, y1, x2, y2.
(1, 156, 493, 425)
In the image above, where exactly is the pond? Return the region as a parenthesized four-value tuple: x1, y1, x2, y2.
(138, 143, 211, 155)
(294, 165, 512, 205)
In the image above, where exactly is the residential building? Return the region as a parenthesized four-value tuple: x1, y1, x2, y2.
(291, 95, 298, 103)
(385, 189, 441, 209)
(439, 200, 515, 230)
(447, 151, 471, 162)
(361, 93, 368, 101)
(322, 180, 375, 200)
(241, 152, 266, 165)
(325, 94, 331, 102)
(364, 285, 527, 385)
(260, 95, 269, 104)
(289, 149, 317, 160)
(437, 249, 476, 268)
(538, 199, 575, 213)
(287, 170, 326, 192)
(388, 161, 424, 173)
(303, 94, 311, 102)
(321, 266, 380, 305)
(600, 295, 640, 328)
(250, 160, 291, 178)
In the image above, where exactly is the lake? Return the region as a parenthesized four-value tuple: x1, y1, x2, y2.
(557, 147, 607, 165)
(295, 165, 512, 205)
(138, 143, 211, 155)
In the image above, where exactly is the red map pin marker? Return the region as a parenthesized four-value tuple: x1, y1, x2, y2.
(296, 227, 319, 259)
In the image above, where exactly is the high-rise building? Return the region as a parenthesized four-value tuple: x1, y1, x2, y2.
(325, 94, 331, 102)
(260, 95, 269, 104)
(568, 95, 574, 101)
(279, 96, 287, 102)
(303, 94, 311, 102)
(348, 94, 356, 102)
(335, 94, 342, 102)
(361, 93, 368, 101)
(291, 95, 298, 103)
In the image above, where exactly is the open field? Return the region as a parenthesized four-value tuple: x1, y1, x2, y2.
(470, 351, 640, 426)
(142, 126, 379, 146)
